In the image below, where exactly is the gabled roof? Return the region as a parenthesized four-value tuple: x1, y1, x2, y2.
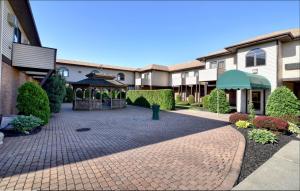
(197, 28, 300, 60)
(168, 60, 204, 72)
(57, 59, 136, 72)
(136, 64, 169, 72)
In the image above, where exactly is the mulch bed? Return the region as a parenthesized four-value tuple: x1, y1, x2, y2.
(234, 125, 300, 184)
(0, 126, 42, 137)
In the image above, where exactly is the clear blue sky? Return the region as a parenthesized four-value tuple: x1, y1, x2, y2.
(30, 1, 299, 68)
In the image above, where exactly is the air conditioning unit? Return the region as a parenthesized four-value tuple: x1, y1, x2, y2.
(7, 13, 18, 27)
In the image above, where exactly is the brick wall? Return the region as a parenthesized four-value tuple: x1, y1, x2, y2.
(1, 62, 33, 115)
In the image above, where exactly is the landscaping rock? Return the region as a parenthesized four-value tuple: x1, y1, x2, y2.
(0, 115, 18, 130)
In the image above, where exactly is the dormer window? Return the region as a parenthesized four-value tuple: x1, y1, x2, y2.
(117, 73, 125, 81)
(246, 48, 266, 67)
(58, 67, 69, 77)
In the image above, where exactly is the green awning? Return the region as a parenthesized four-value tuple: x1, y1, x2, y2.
(216, 70, 271, 90)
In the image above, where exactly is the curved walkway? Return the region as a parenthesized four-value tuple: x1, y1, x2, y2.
(0, 104, 244, 190)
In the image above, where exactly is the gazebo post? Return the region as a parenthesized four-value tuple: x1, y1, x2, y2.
(110, 88, 113, 109)
(100, 88, 102, 110)
(88, 87, 92, 110)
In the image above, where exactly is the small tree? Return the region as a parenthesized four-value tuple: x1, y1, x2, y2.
(266, 86, 300, 117)
(43, 73, 66, 113)
(248, 101, 256, 123)
(208, 89, 230, 113)
(188, 95, 195, 105)
(17, 82, 50, 124)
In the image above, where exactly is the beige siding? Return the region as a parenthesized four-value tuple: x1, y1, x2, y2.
(282, 40, 300, 80)
(2, 1, 29, 59)
(57, 64, 135, 85)
(205, 54, 236, 70)
(12, 43, 55, 70)
(151, 71, 169, 86)
(237, 41, 278, 91)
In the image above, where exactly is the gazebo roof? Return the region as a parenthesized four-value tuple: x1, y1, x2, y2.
(71, 73, 127, 88)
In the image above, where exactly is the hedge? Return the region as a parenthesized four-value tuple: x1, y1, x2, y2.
(266, 86, 300, 117)
(126, 89, 175, 110)
(188, 95, 195, 105)
(17, 82, 50, 124)
(208, 89, 230, 113)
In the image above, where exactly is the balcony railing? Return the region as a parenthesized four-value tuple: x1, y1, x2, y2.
(198, 68, 218, 82)
(185, 76, 197, 85)
(135, 78, 142, 86)
(171, 77, 182, 86)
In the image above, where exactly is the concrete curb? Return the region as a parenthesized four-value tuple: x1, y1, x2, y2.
(217, 126, 246, 190)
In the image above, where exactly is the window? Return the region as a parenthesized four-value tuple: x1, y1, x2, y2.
(210, 61, 218, 69)
(91, 70, 100, 74)
(218, 60, 225, 69)
(117, 73, 125, 81)
(13, 28, 21, 43)
(58, 67, 69, 77)
(210, 60, 225, 69)
(246, 48, 266, 67)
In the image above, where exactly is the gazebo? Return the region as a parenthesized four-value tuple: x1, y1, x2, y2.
(71, 73, 127, 110)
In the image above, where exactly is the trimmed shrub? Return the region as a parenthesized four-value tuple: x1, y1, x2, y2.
(176, 101, 189, 106)
(17, 82, 50, 124)
(253, 116, 288, 132)
(188, 95, 195, 105)
(229, 113, 249, 124)
(11, 115, 43, 133)
(202, 95, 210, 109)
(208, 89, 230, 113)
(266, 86, 300, 117)
(248, 129, 277, 144)
(235, 120, 251, 129)
(126, 89, 175, 110)
(279, 115, 300, 125)
(44, 74, 66, 113)
(175, 95, 182, 103)
(64, 86, 73, 103)
(248, 102, 256, 123)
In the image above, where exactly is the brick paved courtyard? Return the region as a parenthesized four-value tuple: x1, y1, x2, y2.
(0, 104, 245, 190)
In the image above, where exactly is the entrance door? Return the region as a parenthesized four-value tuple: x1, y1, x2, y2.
(252, 91, 261, 111)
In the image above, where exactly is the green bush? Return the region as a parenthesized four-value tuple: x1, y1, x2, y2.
(248, 129, 277, 144)
(11, 115, 43, 134)
(176, 101, 189, 106)
(64, 86, 73, 103)
(175, 95, 182, 103)
(202, 95, 210, 109)
(235, 120, 251, 129)
(288, 122, 300, 134)
(126, 89, 175, 110)
(17, 82, 50, 124)
(44, 74, 66, 113)
(191, 102, 202, 107)
(188, 95, 195, 105)
(266, 86, 300, 117)
(208, 89, 230, 113)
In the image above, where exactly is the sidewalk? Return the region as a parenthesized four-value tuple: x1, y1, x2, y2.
(233, 140, 300, 190)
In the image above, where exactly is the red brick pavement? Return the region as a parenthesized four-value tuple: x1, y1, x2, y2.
(0, 104, 245, 190)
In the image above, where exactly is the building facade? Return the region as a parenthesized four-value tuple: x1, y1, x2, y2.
(58, 28, 299, 115)
(0, 0, 56, 115)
